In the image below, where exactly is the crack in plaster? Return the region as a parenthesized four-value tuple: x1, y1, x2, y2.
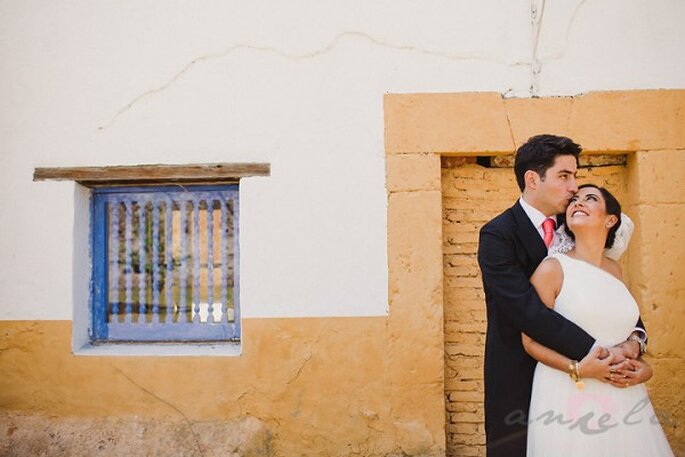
(566, 95, 576, 131)
(530, 0, 591, 95)
(284, 320, 331, 386)
(232, 386, 283, 442)
(286, 352, 313, 385)
(502, 98, 517, 149)
(502, 87, 517, 99)
(97, 31, 529, 131)
(530, 0, 547, 96)
(235, 386, 256, 417)
(109, 363, 205, 457)
(543, 0, 590, 63)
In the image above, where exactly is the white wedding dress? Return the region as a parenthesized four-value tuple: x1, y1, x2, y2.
(527, 253, 674, 456)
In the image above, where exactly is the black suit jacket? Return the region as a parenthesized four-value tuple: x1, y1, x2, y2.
(477, 201, 644, 457)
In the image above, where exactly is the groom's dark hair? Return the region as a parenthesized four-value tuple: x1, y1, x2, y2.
(514, 134, 582, 191)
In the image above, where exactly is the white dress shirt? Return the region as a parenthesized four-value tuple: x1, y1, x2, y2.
(519, 196, 557, 244)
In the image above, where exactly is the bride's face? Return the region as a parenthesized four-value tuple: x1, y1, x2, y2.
(566, 187, 618, 233)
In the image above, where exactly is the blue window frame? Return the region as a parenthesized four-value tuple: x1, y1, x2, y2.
(90, 185, 240, 342)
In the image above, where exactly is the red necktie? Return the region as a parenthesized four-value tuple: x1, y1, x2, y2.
(542, 218, 556, 248)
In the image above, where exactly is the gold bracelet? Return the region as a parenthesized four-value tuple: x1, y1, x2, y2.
(568, 360, 585, 390)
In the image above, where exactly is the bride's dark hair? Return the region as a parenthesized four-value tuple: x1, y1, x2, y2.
(561, 184, 622, 249)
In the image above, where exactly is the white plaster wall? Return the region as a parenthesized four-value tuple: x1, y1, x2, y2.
(533, 0, 685, 95)
(0, 0, 683, 319)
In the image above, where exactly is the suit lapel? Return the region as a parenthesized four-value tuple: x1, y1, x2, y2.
(511, 201, 548, 268)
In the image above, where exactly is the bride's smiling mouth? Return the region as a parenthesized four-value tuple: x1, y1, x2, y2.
(570, 209, 589, 217)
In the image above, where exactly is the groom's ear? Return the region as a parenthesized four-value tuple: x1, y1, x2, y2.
(524, 170, 539, 190)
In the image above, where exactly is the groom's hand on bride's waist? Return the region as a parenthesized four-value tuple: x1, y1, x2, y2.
(614, 339, 641, 359)
(598, 340, 640, 362)
(599, 345, 632, 363)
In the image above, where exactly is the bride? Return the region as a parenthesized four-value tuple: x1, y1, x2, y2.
(522, 184, 674, 456)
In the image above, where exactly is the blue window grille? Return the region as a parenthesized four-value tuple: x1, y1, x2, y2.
(90, 185, 240, 342)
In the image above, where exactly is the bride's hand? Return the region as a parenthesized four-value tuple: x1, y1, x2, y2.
(578, 346, 615, 381)
(610, 358, 653, 387)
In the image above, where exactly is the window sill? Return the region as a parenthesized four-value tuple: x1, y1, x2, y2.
(33, 162, 270, 186)
(73, 341, 241, 357)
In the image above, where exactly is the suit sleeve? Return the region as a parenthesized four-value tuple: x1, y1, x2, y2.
(478, 224, 595, 361)
(636, 318, 647, 343)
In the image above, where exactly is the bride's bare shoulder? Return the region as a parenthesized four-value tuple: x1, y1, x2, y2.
(602, 257, 624, 281)
(532, 256, 563, 284)
(531, 257, 564, 305)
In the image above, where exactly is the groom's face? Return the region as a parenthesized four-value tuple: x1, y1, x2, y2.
(537, 154, 579, 215)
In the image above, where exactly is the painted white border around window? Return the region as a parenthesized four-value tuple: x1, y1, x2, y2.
(72, 183, 243, 357)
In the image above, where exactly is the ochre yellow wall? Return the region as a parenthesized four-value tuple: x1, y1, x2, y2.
(0, 316, 445, 456)
(626, 149, 685, 450)
(385, 90, 685, 456)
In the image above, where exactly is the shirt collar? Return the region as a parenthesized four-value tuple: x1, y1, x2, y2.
(519, 196, 557, 230)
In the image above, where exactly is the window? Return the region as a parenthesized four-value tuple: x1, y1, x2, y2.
(90, 185, 240, 343)
(34, 162, 269, 353)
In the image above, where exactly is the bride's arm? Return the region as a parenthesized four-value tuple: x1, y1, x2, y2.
(521, 259, 575, 372)
(521, 258, 613, 380)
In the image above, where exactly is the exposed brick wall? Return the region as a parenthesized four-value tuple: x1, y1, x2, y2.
(441, 156, 627, 457)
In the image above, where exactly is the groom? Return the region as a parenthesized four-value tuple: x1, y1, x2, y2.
(477, 134, 649, 457)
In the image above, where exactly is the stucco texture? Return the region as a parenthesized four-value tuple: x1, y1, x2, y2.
(0, 317, 445, 457)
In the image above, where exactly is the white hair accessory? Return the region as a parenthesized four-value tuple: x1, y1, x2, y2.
(604, 213, 634, 260)
(548, 213, 634, 260)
